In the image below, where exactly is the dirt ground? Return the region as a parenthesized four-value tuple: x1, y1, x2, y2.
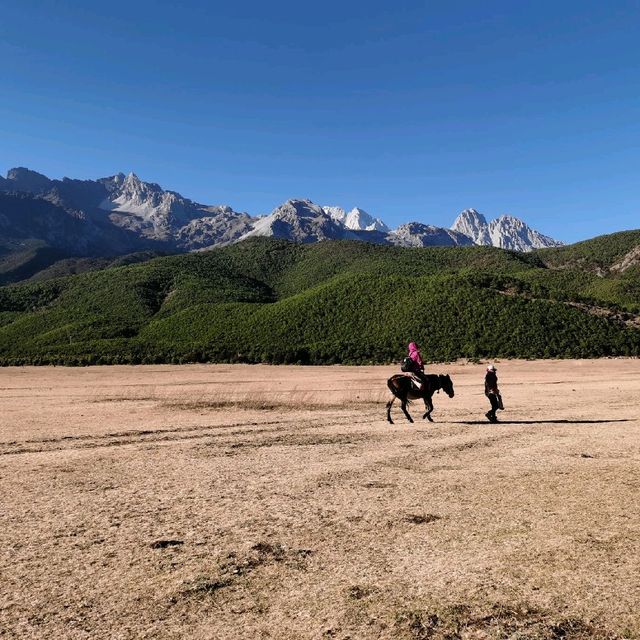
(0, 359, 639, 639)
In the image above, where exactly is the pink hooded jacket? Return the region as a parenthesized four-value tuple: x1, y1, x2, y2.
(408, 342, 424, 370)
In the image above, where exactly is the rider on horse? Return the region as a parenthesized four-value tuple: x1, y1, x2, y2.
(407, 342, 428, 390)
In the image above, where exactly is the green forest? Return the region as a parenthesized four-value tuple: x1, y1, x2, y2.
(1, 231, 640, 365)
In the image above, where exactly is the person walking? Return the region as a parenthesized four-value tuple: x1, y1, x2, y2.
(484, 364, 503, 423)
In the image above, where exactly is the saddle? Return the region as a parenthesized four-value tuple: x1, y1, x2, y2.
(408, 374, 423, 391)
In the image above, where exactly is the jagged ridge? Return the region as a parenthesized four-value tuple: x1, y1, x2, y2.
(451, 208, 562, 251)
(0, 167, 562, 263)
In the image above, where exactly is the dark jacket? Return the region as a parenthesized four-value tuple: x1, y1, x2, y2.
(485, 371, 498, 396)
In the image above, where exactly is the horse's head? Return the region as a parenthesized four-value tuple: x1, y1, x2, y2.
(440, 374, 454, 398)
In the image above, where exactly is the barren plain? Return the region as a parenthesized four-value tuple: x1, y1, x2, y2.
(1, 359, 639, 639)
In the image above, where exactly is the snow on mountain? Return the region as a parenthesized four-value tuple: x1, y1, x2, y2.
(322, 206, 347, 223)
(344, 207, 389, 232)
(243, 201, 462, 247)
(240, 199, 355, 243)
(98, 172, 203, 230)
(0, 166, 564, 255)
(0, 191, 158, 256)
(94, 172, 256, 247)
(451, 209, 562, 252)
(389, 223, 474, 248)
(321, 205, 389, 232)
(0, 167, 254, 251)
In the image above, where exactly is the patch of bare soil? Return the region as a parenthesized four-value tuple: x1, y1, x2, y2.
(0, 360, 639, 639)
(610, 245, 640, 273)
(497, 289, 640, 327)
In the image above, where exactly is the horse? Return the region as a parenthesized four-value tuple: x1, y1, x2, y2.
(386, 373, 454, 424)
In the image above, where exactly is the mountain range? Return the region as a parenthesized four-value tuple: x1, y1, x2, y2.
(0, 167, 563, 283)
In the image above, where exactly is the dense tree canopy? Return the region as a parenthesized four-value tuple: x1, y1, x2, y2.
(0, 236, 639, 365)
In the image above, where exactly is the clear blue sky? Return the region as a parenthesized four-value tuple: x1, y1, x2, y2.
(2, 1, 639, 242)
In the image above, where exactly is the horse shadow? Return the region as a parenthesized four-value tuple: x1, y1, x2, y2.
(456, 419, 632, 425)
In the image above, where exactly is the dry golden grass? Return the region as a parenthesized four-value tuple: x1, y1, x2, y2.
(0, 360, 639, 639)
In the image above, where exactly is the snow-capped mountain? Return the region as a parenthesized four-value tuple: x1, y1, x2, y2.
(0, 167, 254, 250)
(321, 206, 389, 232)
(97, 172, 257, 245)
(0, 166, 563, 264)
(248, 202, 560, 251)
(239, 203, 469, 247)
(344, 207, 389, 232)
(99, 172, 199, 229)
(322, 206, 347, 223)
(240, 199, 357, 243)
(451, 208, 562, 251)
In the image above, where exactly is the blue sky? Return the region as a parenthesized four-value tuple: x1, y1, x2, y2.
(1, 1, 639, 242)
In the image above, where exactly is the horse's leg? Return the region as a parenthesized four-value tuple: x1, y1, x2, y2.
(427, 396, 434, 422)
(401, 398, 414, 423)
(386, 396, 395, 424)
(422, 394, 434, 422)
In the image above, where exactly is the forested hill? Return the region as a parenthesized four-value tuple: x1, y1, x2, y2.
(1, 234, 639, 365)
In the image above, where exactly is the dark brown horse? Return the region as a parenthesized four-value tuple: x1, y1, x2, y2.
(386, 373, 454, 424)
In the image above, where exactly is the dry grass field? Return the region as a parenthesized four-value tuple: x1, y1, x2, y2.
(1, 360, 639, 639)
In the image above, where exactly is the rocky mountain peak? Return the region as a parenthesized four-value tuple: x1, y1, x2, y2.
(390, 222, 474, 248)
(0, 165, 564, 255)
(122, 172, 143, 189)
(239, 198, 352, 243)
(5, 167, 53, 194)
(106, 172, 127, 187)
(488, 215, 562, 251)
(282, 199, 325, 216)
(98, 173, 196, 231)
(451, 209, 561, 251)
(451, 208, 491, 245)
